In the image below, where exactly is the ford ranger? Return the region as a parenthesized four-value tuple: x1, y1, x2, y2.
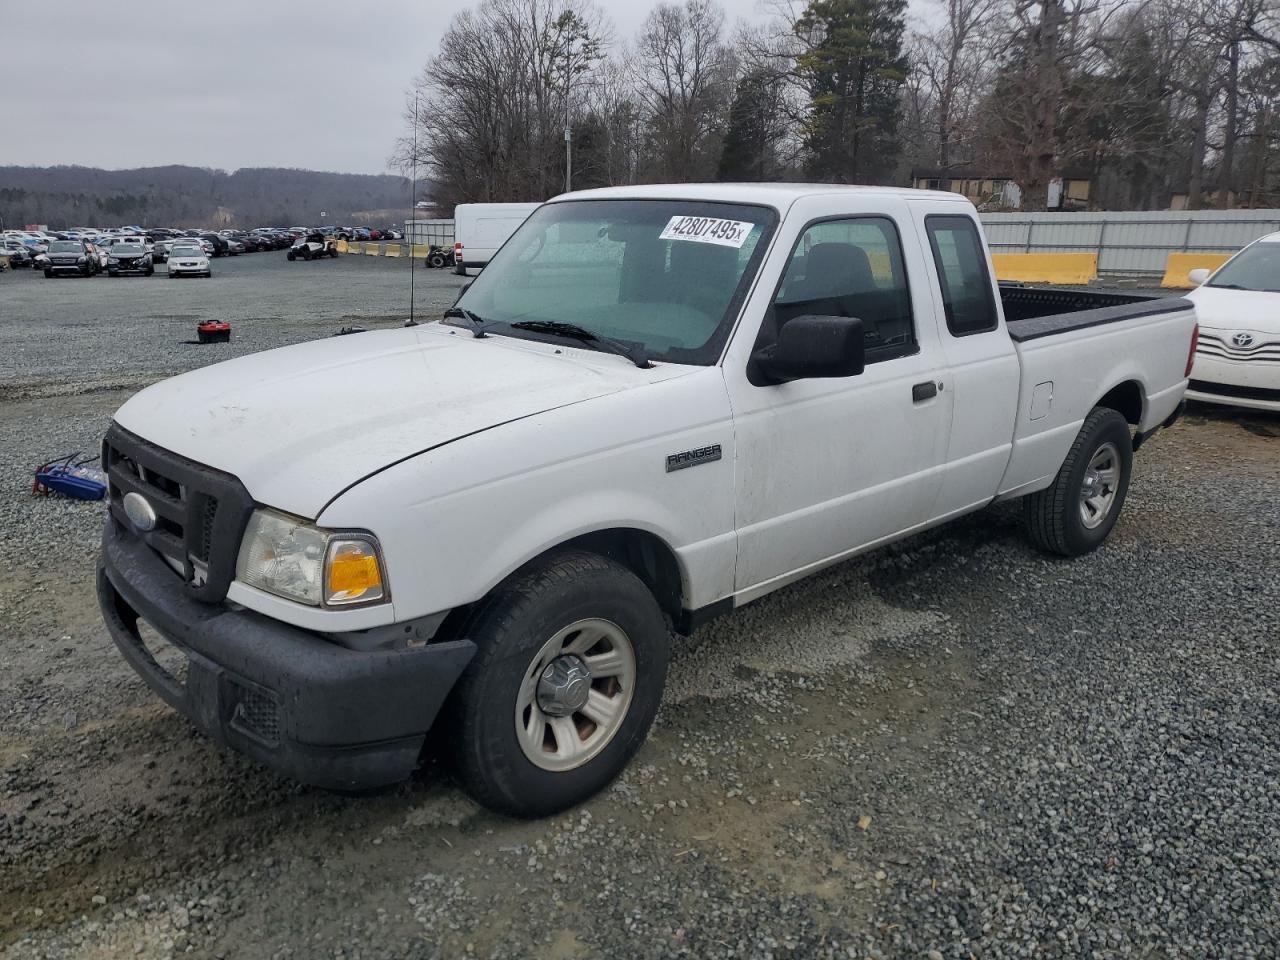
(97, 184, 1197, 817)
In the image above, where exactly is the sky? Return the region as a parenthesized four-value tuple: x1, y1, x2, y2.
(2, 0, 930, 176)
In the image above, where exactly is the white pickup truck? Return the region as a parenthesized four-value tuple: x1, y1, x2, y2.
(98, 184, 1197, 816)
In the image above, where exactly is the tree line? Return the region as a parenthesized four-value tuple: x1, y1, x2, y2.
(398, 0, 1280, 212)
(0, 166, 419, 229)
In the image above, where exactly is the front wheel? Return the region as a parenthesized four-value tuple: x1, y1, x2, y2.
(44, 269, 53, 278)
(447, 550, 670, 818)
(286, 251, 295, 261)
(1024, 407, 1133, 556)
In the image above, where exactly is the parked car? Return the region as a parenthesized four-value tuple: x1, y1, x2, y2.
(224, 238, 246, 256)
(1, 238, 34, 267)
(167, 242, 212, 278)
(452, 202, 540, 275)
(1185, 232, 1280, 413)
(96, 184, 1196, 816)
(41, 239, 99, 277)
(199, 234, 230, 257)
(106, 240, 154, 276)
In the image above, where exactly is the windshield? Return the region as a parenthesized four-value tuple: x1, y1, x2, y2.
(171, 245, 203, 256)
(115, 244, 144, 254)
(49, 241, 80, 253)
(1207, 241, 1280, 292)
(448, 199, 776, 365)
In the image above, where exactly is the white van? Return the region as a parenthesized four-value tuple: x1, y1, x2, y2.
(453, 202, 540, 275)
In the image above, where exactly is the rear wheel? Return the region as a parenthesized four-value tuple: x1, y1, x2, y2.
(1024, 407, 1133, 556)
(447, 550, 670, 818)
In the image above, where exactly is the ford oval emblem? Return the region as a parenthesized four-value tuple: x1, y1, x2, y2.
(123, 491, 158, 532)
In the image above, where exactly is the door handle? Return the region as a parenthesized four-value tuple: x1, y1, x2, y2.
(912, 381, 939, 402)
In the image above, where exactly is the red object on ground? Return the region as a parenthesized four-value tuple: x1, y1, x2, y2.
(197, 321, 231, 344)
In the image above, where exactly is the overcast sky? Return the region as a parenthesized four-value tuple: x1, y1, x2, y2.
(3, 0, 930, 175)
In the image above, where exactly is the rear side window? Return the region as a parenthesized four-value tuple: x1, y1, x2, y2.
(925, 215, 998, 336)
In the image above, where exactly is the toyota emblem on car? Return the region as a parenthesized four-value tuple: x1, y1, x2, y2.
(1231, 332, 1255, 348)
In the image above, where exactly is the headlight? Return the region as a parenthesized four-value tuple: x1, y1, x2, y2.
(108, 257, 119, 264)
(235, 508, 387, 608)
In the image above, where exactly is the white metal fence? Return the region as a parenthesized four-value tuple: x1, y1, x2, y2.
(407, 209, 1280, 277)
(979, 210, 1280, 276)
(405, 218, 455, 247)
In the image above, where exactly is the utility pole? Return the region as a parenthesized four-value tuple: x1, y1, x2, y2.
(409, 93, 420, 325)
(564, 26, 573, 193)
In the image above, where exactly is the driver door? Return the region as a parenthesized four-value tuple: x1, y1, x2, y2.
(723, 196, 953, 597)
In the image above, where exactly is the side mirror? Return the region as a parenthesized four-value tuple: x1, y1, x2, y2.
(1187, 268, 1211, 285)
(750, 315, 866, 385)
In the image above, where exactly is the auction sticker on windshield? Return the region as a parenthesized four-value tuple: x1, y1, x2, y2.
(659, 215, 754, 248)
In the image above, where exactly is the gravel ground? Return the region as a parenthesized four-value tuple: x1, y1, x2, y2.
(1, 252, 459, 400)
(1, 261, 1278, 959)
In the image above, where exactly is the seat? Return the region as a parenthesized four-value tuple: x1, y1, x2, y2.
(783, 243, 875, 303)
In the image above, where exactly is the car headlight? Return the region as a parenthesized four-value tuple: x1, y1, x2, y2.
(235, 508, 388, 608)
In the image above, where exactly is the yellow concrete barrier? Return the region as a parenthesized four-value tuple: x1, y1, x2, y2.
(411, 244, 433, 258)
(991, 253, 1098, 285)
(364, 243, 381, 256)
(385, 245, 401, 257)
(335, 239, 349, 254)
(1160, 252, 1232, 288)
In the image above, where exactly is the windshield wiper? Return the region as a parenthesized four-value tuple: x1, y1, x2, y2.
(508, 321, 652, 369)
(1207, 283, 1249, 290)
(442, 305, 489, 337)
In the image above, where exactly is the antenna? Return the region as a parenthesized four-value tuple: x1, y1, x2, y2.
(408, 92, 420, 325)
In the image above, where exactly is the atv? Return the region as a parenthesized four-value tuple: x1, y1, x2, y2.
(286, 234, 338, 261)
(425, 244, 455, 269)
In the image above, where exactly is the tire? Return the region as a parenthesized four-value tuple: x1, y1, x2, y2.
(428, 253, 445, 268)
(286, 251, 295, 261)
(447, 550, 670, 818)
(329, 248, 338, 258)
(44, 269, 53, 279)
(1024, 407, 1133, 557)
(145, 266, 154, 276)
(454, 264, 467, 276)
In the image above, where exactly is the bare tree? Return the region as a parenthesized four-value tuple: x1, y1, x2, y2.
(393, 0, 611, 209)
(911, 0, 1002, 170)
(636, 0, 733, 180)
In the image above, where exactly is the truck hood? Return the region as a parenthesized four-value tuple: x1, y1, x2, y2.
(113, 325, 694, 519)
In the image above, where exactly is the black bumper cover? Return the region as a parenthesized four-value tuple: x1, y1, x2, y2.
(98, 521, 475, 790)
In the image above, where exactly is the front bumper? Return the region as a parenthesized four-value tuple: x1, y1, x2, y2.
(98, 519, 475, 790)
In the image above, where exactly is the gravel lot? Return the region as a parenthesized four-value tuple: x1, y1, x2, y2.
(1, 258, 1278, 959)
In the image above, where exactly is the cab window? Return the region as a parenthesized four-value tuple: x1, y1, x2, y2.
(763, 216, 917, 364)
(925, 215, 998, 336)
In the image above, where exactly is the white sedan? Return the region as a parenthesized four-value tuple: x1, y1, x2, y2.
(1185, 232, 1280, 413)
(167, 244, 211, 278)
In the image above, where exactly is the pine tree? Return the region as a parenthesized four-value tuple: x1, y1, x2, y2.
(717, 70, 787, 181)
(794, 0, 908, 183)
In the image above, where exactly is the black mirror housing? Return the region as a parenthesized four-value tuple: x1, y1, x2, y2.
(750, 315, 866, 385)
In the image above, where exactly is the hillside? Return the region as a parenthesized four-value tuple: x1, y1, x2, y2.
(0, 165, 433, 228)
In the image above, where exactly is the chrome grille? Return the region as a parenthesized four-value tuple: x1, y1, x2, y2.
(1196, 332, 1280, 364)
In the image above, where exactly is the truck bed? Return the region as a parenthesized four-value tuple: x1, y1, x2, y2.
(994, 285, 1197, 502)
(1000, 285, 1191, 342)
